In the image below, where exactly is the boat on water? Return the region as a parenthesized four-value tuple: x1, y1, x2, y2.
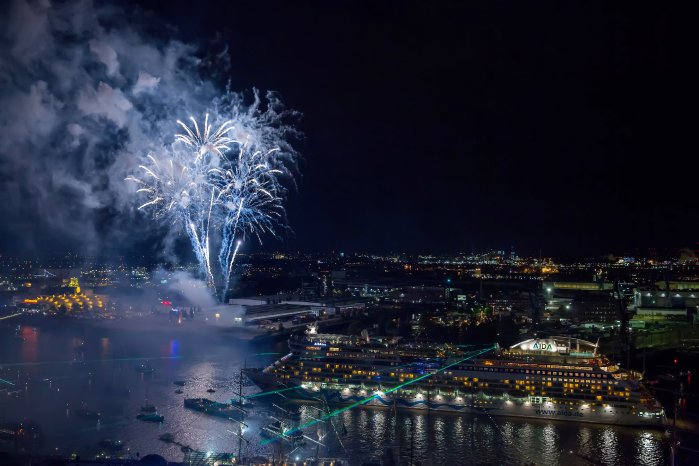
(183, 398, 241, 419)
(136, 413, 164, 422)
(207, 388, 216, 393)
(174, 380, 186, 386)
(246, 328, 667, 428)
(158, 433, 175, 443)
(175, 389, 183, 394)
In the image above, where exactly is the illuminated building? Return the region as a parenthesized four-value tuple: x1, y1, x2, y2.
(22, 278, 107, 313)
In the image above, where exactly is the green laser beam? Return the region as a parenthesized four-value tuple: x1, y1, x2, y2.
(260, 344, 496, 445)
(0, 313, 23, 321)
(244, 385, 303, 399)
(0, 356, 182, 367)
(254, 352, 282, 356)
(0, 378, 15, 385)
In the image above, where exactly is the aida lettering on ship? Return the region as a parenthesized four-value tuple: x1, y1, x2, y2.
(245, 330, 667, 427)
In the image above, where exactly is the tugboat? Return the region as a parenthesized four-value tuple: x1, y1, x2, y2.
(206, 388, 216, 393)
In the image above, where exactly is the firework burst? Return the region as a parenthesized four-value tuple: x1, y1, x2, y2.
(127, 95, 298, 301)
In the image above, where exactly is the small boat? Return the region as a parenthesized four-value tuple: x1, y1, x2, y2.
(174, 380, 186, 386)
(99, 439, 124, 451)
(175, 389, 183, 394)
(183, 398, 240, 419)
(135, 363, 155, 374)
(206, 388, 216, 393)
(140, 403, 157, 413)
(158, 433, 175, 443)
(136, 413, 164, 423)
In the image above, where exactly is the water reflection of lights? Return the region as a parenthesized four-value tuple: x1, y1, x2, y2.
(541, 424, 557, 457)
(600, 428, 619, 464)
(635, 431, 663, 465)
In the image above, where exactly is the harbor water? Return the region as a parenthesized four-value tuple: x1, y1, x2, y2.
(0, 319, 671, 465)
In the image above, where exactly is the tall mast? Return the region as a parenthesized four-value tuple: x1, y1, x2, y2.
(237, 365, 243, 461)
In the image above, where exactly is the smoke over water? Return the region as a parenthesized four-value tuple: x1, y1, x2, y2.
(0, 0, 300, 265)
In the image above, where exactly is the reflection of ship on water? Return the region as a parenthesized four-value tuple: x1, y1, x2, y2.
(247, 326, 667, 428)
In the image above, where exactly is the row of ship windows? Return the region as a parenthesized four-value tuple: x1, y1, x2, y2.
(284, 367, 624, 390)
(295, 365, 620, 387)
(295, 376, 636, 403)
(301, 357, 605, 380)
(453, 366, 611, 379)
(286, 371, 633, 399)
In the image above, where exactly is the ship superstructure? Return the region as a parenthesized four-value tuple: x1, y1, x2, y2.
(247, 328, 666, 427)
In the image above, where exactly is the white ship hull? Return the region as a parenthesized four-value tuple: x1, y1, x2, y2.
(313, 388, 667, 428)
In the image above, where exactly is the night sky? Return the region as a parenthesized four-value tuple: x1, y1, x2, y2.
(1, 1, 695, 258)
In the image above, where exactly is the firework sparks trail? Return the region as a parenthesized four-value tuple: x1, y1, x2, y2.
(128, 97, 298, 301)
(127, 115, 233, 287)
(176, 114, 235, 160)
(214, 144, 287, 299)
(219, 197, 243, 297)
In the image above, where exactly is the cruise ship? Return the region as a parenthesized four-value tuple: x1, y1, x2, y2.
(246, 326, 667, 427)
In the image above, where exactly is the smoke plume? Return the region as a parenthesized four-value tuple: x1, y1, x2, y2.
(0, 0, 299, 262)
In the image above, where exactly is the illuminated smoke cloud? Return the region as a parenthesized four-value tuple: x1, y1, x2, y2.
(0, 0, 300, 270)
